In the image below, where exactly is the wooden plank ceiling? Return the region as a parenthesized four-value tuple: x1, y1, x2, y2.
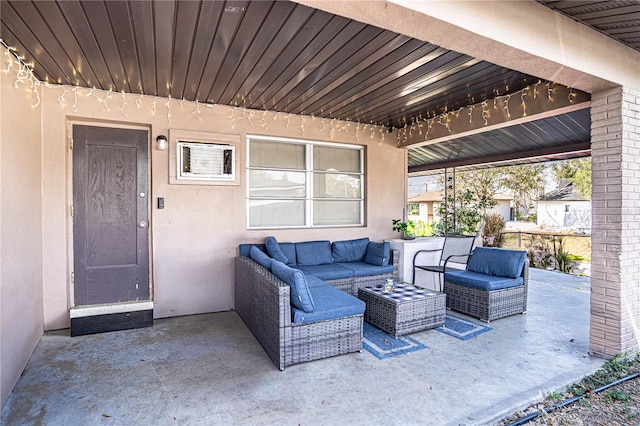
(0, 0, 610, 172)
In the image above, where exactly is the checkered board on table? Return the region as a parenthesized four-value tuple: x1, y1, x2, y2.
(368, 283, 438, 301)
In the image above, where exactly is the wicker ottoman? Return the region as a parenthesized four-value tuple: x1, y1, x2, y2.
(357, 283, 446, 336)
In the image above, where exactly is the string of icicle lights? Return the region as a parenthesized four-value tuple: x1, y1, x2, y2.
(396, 80, 576, 145)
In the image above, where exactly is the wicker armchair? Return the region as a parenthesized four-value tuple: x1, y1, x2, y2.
(443, 250, 529, 322)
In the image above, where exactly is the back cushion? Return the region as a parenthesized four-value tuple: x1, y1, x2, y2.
(295, 240, 333, 266)
(332, 238, 370, 263)
(363, 241, 390, 266)
(279, 243, 297, 266)
(265, 236, 288, 263)
(467, 247, 527, 278)
(271, 260, 316, 313)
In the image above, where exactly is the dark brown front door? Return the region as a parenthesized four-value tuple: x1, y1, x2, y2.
(73, 125, 149, 306)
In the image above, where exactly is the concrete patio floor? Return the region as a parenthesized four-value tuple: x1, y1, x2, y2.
(1, 268, 604, 426)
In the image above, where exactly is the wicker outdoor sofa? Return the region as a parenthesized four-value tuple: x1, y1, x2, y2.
(235, 237, 398, 370)
(443, 247, 529, 322)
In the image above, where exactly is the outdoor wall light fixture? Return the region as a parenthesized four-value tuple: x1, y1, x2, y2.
(156, 135, 168, 151)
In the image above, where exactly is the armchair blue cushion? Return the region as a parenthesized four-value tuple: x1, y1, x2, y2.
(445, 269, 523, 291)
(265, 236, 288, 264)
(250, 245, 272, 270)
(466, 247, 526, 279)
(271, 260, 316, 313)
(295, 240, 333, 266)
(331, 238, 370, 262)
(363, 241, 390, 266)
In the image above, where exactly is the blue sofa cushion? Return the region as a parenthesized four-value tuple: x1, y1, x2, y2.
(445, 270, 523, 291)
(467, 247, 527, 278)
(279, 243, 297, 266)
(250, 245, 272, 270)
(271, 260, 315, 313)
(295, 264, 354, 280)
(363, 241, 390, 266)
(337, 262, 394, 277)
(292, 282, 365, 324)
(295, 240, 333, 266)
(331, 238, 370, 262)
(265, 236, 288, 264)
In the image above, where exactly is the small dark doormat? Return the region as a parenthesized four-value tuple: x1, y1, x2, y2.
(362, 322, 428, 359)
(435, 314, 492, 340)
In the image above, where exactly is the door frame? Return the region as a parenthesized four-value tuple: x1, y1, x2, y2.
(66, 119, 154, 309)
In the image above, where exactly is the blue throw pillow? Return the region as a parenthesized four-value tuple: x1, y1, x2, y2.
(332, 238, 370, 263)
(363, 241, 390, 266)
(295, 240, 333, 266)
(271, 260, 316, 313)
(265, 236, 288, 264)
(250, 245, 273, 270)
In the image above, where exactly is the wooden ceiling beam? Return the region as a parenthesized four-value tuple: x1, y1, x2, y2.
(398, 83, 591, 148)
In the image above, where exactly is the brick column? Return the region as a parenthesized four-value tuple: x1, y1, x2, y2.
(590, 86, 640, 358)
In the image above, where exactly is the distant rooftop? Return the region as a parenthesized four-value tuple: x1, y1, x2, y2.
(537, 180, 588, 202)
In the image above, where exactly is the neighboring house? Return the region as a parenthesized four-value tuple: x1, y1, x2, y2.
(407, 192, 441, 223)
(407, 192, 513, 224)
(537, 180, 591, 233)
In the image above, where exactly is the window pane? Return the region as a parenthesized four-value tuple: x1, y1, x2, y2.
(313, 146, 361, 172)
(313, 173, 361, 198)
(248, 170, 306, 198)
(313, 200, 361, 226)
(250, 140, 305, 169)
(249, 200, 306, 227)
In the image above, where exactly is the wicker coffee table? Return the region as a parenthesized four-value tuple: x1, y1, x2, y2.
(358, 283, 446, 336)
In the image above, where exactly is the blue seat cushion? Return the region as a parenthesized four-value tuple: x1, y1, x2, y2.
(295, 240, 333, 266)
(305, 275, 330, 289)
(265, 236, 288, 263)
(250, 245, 272, 270)
(295, 264, 354, 280)
(467, 247, 526, 279)
(445, 270, 523, 291)
(331, 238, 370, 262)
(363, 241, 390, 266)
(336, 262, 394, 277)
(292, 282, 365, 324)
(271, 260, 315, 313)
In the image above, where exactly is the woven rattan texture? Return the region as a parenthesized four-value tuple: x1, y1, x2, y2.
(444, 261, 529, 322)
(358, 283, 446, 336)
(235, 256, 364, 370)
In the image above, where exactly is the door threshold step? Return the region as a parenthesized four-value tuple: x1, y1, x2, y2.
(70, 301, 153, 337)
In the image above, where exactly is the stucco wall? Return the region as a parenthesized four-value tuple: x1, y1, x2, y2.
(1, 54, 44, 407)
(40, 85, 405, 329)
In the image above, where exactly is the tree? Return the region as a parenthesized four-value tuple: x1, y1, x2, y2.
(501, 164, 546, 219)
(455, 169, 503, 213)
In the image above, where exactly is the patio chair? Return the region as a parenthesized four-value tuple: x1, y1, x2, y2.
(412, 234, 477, 291)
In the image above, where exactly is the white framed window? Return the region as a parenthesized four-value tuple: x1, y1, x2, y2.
(247, 135, 364, 229)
